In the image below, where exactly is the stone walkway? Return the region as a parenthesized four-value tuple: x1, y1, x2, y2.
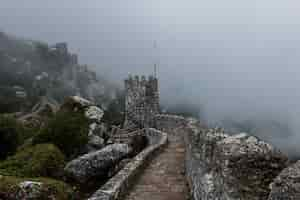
(124, 127, 189, 200)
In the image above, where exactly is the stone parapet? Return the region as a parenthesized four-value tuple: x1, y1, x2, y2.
(87, 128, 168, 200)
(155, 114, 187, 132)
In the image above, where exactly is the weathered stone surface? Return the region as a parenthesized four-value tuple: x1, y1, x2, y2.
(61, 96, 93, 112)
(155, 114, 186, 132)
(61, 96, 105, 152)
(86, 134, 105, 152)
(85, 106, 104, 123)
(215, 133, 288, 199)
(17, 181, 43, 199)
(70, 96, 93, 107)
(124, 75, 159, 128)
(64, 144, 132, 183)
(184, 119, 289, 200)
(19, 96, 59, 129)
(184, 122, 228, 200)
(0, 176, 74, 200)
(87, 128, 168, 200)
(61, 96, 103, 122)
(268, 160, 300, 200)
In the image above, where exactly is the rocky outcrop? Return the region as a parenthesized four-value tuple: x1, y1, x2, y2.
(17, 181, 43, 199)
(61, 96, 105, 152)
(85, 105, 104, 123)
(87, 128, 168, 200)
(61, 96, 103, 120)
(19, 96, 59, 129)
(64, 144, 132, 183)
(185, 119, 289, 200)
(268, 160, 300, 200)
(86, 134, 105, 152)
(0, 176, 73, 200)
(215, 133, 288, 199)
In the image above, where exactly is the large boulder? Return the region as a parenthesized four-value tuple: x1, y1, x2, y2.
(185, 122, 290, 200)
(33, 96, 105, 158)
(60, 96, 105, 153)
(60, 96, 104, 122)
(32, 111, 89, 158)
(268, 160, 300, 200)
(85, 105, 104, 123)
(19, 96, 59, 130)
(64, 144, 132, 183)
(86, 134, 105, 152)
(214, 133, 288, 199)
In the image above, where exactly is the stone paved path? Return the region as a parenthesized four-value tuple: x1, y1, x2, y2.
(124, 127, 189, 200)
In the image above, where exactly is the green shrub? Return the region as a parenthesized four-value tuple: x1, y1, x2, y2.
(0, 144, 65, 178)
(0, 176, 75, 200)
(0, 116, 23, 160)
(33, 111, 89, 158)
(102, 90, 125, 127)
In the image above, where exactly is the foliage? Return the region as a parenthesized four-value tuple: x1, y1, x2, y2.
(0, 144, 65, 178)
(0, 98, 23, 114)
(0, 116, 23, 160)
(33, 111, 89, 158)
(102, 90, 125, 126)
(0, 176, 75, 200)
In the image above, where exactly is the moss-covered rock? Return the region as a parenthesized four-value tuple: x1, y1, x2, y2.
(0, 144, 65, 178)
(0, 175, 74, 200)
(0, 116, 23, 160)
(33, 111, 89, 158)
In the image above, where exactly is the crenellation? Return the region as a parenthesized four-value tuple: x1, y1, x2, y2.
(124, 75, 160, 128)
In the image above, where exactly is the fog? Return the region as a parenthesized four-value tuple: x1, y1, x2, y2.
(1, 0, 300, 156)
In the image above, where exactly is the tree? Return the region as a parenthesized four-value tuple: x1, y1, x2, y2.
(0, 116, 23, 159)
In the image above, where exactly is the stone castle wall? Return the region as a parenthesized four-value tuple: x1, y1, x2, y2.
(122, 75, 300, 199)
(153, 114, 297, 200)
(87, 128, 168, 200)
(155, 114, 187, 132)
(184, 118, 289, 200)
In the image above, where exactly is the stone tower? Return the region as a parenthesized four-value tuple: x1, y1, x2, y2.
(124, 75, 160, 128)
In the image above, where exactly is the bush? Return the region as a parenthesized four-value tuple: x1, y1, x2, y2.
(0, 144, 65, 178)
(33, 111, 89, 158)
(102, 91, 125, 127)
(0, 116, 23, 160)
(0, 176, 74, 200)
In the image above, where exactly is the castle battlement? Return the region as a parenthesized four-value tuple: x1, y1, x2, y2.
(125, 75, 157, 88)
(124, 75, 160, 128)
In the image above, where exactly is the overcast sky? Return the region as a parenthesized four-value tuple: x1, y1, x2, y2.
(2, 0, 300, 155)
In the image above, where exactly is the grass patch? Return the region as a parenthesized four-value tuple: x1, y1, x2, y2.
(33, 111, 89, 158)
(0, 175, 75, 200)
(0, 144, 65, 178)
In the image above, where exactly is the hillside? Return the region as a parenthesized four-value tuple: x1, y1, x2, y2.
(0, 31, 116, 113)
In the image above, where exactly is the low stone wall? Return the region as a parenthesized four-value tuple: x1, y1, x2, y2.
(184, 119, 289, 200)
(87, 128, 168, 200)
(155, 114, 187, 132)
